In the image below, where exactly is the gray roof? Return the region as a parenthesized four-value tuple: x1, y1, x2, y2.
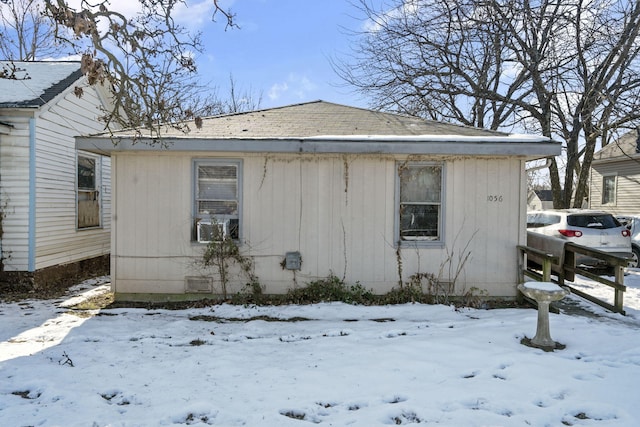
(108, 100, 509, 139)
(77, 100, 561, 158)
(0, 61, 83, 108)
(594, 131, 640, 161)
(534, 190, 564, 201)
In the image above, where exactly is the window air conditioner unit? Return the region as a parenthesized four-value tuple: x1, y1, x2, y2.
(197, 219, 229, 243)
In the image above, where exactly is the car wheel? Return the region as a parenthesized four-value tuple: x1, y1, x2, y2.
(630, 246, 640, 269)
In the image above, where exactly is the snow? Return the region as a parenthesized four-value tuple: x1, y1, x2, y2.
(302, 134, 552, 143)
(521, 281, 564, 292)
(0, 61, 80, 104)
(1, 273, 640, 426)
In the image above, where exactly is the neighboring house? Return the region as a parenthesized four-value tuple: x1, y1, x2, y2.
(589, 130, 640, 215)
(77, 101, 560, 301)
(0, 61, 112, 291)
(527, 189, 568, 211)
(527, 189, 554, 211)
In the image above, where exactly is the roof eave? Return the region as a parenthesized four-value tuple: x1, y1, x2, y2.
(0, 104, 40, 109)
(592, 153, 640, 165)
(76, 136, 561, 159)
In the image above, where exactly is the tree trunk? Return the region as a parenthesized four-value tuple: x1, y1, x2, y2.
(548, 159, 565, 208)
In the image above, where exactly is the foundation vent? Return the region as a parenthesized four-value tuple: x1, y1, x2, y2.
(185, 276, 213, 293)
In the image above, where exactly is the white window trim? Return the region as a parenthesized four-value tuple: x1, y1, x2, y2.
(395, 161, 445, 248)
(192, 158, 243, 243)
(602, 174, 617, 206)
(76, 152, 102, 230)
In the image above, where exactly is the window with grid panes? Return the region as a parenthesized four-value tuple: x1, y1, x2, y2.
(194, 160, 241, 241)
(397, 162, 443, 244)
(602, 175, 616, 205)
(77, 154, 101, 228)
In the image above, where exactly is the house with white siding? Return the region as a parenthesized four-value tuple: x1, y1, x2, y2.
(589, 130, 640, 215)
(77, 101, 560, 302)
(0, 61, 112, 292)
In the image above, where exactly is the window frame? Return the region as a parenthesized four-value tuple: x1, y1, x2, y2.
(76, 152, 102, 230)
(601, 174, 617, 206)
(395, 161, 445, 248)
(192, 158, 243, 243)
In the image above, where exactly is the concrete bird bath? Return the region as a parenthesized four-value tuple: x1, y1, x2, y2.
(518, 281, 569, 351)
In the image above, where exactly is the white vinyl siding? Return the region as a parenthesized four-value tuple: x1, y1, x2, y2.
(1, 72, 114, 273)
(32, 81, 111, 269)
(0, 115, 32, 271)
(590, 160, 639, 214)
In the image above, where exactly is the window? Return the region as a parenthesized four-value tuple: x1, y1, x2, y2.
(194, 159, 241, 241)
(77, 154, 101, 229)
(527, 213, 561, 228)
(602, 175, 616, 205)
(397, 162, 443, 245)
(568, 213, 620, 229)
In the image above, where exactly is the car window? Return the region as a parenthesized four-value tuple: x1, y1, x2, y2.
(527, 213, 560, 228)
(526, 214, 537, 227)
(567, 214, 621, 229)
(617, 216, 634, 228)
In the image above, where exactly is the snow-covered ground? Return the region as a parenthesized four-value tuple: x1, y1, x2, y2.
(1, 272, 639, 427)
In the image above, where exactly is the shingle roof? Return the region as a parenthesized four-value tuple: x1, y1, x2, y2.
(0, 61, 83, 108)
(195, 100, 509, 138)
(112, 100, 510, 139)
(534, 190, 564, 201)
(78, 100, 561, 158)
(594, 131, 640, 160)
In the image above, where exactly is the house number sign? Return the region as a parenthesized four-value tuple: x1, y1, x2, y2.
(487, 195, 504, 202)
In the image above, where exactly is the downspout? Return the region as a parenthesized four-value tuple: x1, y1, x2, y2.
(518, 159, 528, 285)
(525, 157, 552, 173)
(28, 118, 36, 272)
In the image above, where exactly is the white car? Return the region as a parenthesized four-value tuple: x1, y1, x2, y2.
(527, 209, 632, 268)
(615, 215, 640, 268)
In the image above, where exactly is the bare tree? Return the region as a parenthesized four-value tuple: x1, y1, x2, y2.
(2, 0, 237, 137)
(338, 0, 640, 208)
(1, 0, 262, 139)
(335, 0, 533, 129)
(217, 74, 263, 114)
(0, 0, 57, 60)
(492, 0, 640, 208)
(183, 75, 263, 119)
(45, 0, 236, 136)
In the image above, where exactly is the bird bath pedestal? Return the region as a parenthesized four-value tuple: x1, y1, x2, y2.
(518, 281, 569, 352)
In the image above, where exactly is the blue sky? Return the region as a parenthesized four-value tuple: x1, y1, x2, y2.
(194, 0, 371, 109)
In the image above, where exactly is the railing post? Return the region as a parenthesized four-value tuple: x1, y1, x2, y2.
(563, 246, 576, 282)
(541, 258, 552, 282)
(517, 247, 525, 285)
(614, 265, 625, 313)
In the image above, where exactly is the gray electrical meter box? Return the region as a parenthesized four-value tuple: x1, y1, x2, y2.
(285, 251, 301, 270)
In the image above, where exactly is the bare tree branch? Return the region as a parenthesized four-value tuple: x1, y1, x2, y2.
(338, 0, 640, 208)
(0, 0, 57, 60)
(0, 0, 236, 138)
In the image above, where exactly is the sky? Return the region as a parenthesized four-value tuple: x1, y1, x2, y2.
(2, 0, 377, 109)
(58, 0, 377, 109)
(1, 271, 639, 426)
(193, 0, 372, 109)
